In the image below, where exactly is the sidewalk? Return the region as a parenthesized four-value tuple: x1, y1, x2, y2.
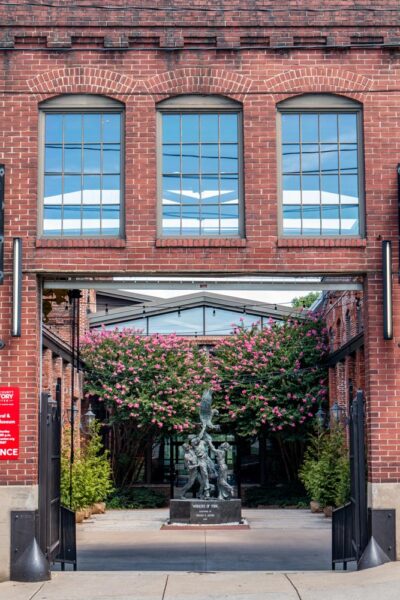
(65, 508, 332, 571)
(2, 564, 400, 600)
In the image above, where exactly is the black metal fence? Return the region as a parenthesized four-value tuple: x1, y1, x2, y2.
(332, 390, 368, 569)
(55, 506, 77, 571)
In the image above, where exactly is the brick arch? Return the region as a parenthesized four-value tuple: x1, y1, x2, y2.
(141, 68, 254, 102)
(261, 67, 372, 103)
(26, 67, 136, 101)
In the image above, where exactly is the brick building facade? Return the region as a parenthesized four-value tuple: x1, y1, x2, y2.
(1, 0, 400, 579)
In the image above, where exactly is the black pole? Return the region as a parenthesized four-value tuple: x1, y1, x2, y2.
(382, 241, 393, 340)
(68, 290, 81, 509)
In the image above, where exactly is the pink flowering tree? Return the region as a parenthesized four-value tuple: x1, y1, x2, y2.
(81, 329, 208, 486)
(210, 316, 328, 480)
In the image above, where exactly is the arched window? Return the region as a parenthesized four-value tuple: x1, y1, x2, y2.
(157, 95, 243, 237)
(277, 94, 363, 237)
(39, 94, 124, 237)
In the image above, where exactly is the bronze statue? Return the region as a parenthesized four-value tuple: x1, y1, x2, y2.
(179, 390, 234, 500)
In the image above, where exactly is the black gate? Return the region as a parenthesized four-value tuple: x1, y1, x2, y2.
(332, 389, 368, 569)
(38, 385, 62, 562)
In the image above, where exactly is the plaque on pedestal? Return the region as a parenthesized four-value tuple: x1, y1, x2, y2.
(169, 499, 242, 525)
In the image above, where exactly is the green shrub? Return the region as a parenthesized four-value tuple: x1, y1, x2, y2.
(299, 425, 350, 508)
(61, 421, 114, 511)
(244, 482, 308, 508)
(106, 487, 167, 509)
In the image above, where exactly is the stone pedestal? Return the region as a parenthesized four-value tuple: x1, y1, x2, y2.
(169, 499, 242, 525)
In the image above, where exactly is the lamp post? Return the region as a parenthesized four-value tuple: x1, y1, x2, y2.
(80, 404, 96, 434)
(315, 406, 327, 429)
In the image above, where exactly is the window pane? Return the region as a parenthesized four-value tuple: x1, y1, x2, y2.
(302, 205, 321, 235)
(283, 205, 301, 235)
(83, 144, 101, 173)
(45, 115, 63, 144)
(201, 175, 219, 204)
(341, 205, 359, 234)
(340, 175, 359, 203)
(220, 204, 239, 235)
(162, 175, 181, 205)
(201, 204, 219, 235)
(321, 175, 339, 204)
(64, 144, 82, 173)
(102, 205, 120, 235)
(201, 144, 219, 173)
(82, 205, 101, 235)
(301, 114, 318, 143)
(220, 144, 238, 173)
(322, 205, 340, 235)
(83, 114, 101, 143)
(182, 115, 199, 143)
(43, 206, 62, 235)
(148, 308, 203, 335)
(182, 205, 200, 235)
(64, 114, 82, 143)
(339, 114, 357, 143)
(44, 175, 62, 204)
(302, 175, 320, 204)
(219, 114, 238, 143)
(283, 175, 301, 204)
(282, 114, 299, 143)
(63, 205, 82, 235)
(103, 114, 121, 143)
(321, 144, 338, 173)
(64, 175, 82, 204)
(163, 114, 180, 144)
(220, 175, 239, 204)
(200, 114, 218, 143)
(205, 307, 259, 335)
(320, 114, 338, 143)
(301, 144, 319, 173)
(103, 175, 120, 204)
(282, 145, 300, 173)
(182, 144, 199, 174)
(340, 144, 358, 173)
(82, 175, 101, 205)
(103, 318, 147, 332)
(162, 205, 180, 235)
(45, 145, 62, 172)
(163, 145, 180, 174)
(181, 175, 200, 204)
(103, 144, 120, 174)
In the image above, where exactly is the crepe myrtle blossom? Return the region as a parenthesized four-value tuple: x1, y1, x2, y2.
(81, 328, 209, 433)
(209, 317, 327, 438)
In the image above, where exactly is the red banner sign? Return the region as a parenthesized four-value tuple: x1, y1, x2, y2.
(0, 387, 19, 460)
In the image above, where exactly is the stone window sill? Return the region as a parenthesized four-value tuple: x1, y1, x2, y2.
(36, 238, 126, 248)
(277, 238, 367, 248)
(155, 238, 247, 248)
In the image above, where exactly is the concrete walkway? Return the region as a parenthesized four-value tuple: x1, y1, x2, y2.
(2, 565, 400, 600)
(70, 508, 333, 571)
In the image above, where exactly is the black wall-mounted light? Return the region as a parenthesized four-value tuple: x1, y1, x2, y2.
(382, 240, 393, 340)
(12, 237, 22, 337)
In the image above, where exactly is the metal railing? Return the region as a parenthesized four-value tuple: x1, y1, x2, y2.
(332, 502, 355, 569)
(55, 506, 77, 571)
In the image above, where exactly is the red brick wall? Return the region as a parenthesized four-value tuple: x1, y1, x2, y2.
(1, 1, 400, 485)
